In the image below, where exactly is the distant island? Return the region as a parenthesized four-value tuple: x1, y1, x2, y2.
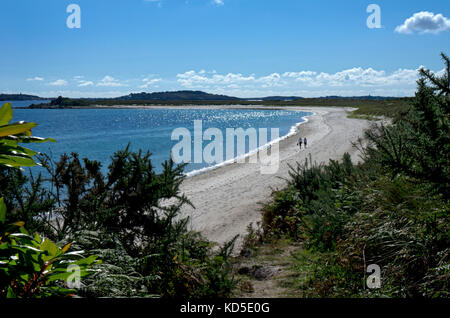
(1, 90, 410, 110)
(0, 93, 48, 101)
(116, 90, 240, 101)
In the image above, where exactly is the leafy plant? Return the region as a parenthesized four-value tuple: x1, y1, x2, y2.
(0, 198, 100, 298)
(0, 103, 55, 168)
(0, 103, 100, 298)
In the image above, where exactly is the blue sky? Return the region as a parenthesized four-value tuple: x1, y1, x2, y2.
(1, 0, 449, 98)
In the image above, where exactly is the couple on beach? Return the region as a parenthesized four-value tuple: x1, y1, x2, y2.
(298, 137, 307, 150)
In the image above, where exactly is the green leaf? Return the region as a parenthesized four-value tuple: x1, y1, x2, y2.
(15, 145, 38, 157)
(0, 154, 37, 167)
(34, 232, 42, 244)
(74, 254, 99, 266)
(0, 122, 38, 138)
(0, 103, 13, 126)
(41, 238, 59, 259)
(0, 138, 18, 147)
(0, 143, 37, 158)
(5, 136, 56, 144)
(6, 286, 16, 298)
(45, 270, 72, 282)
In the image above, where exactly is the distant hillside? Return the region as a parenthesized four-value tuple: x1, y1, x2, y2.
(251, 96, 304, 101)
(0, 93, 47, 101)
(21, 90, 410, 111)
(317, 95, 395, 101)
(116, 90, 240, 101)
(246, 95, 396, 101)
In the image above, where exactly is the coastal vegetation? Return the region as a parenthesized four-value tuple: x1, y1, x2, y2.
(1, 53, 448, 299)
(0, 104, 236, 298)
(0, 103, 99, 297)
(237, 53, 449, 298)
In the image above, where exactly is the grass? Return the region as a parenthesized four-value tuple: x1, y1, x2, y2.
(347, 98, 411, 118)
(347, 113, 382, 121)
(234, 238, 305, 298)
(234, 237, 364, 298)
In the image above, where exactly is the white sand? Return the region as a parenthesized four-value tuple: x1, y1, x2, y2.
(170, 106, 374, 248)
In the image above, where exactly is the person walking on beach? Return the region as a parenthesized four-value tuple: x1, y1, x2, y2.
(304, 137, 308, 148)
(297, 137, 302, 150)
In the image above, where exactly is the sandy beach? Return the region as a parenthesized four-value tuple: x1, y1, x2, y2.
(97, 104, 374, 248)
(162, 106, 374, 248)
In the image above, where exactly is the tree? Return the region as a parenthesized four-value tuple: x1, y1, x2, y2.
(365, 53, 450, 197)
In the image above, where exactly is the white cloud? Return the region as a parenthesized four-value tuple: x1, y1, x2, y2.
(74, 76, 94, 87)
(175, 66, 430, 97)
(177, 71, 256, 87)
(257, 73, 284, 88)
(35, 90, 129, 99)
(78, 80, 94, 87)
(26, 65, 439, 98)
(395, 11, 450, 34)
(283, 71, 317, 78)
(213, 0, 224, 5)
(139, 77, 162, 89)
(27, 77, 44, 81)
(97, 75, 125, 87)
(48, 79, 68, 86)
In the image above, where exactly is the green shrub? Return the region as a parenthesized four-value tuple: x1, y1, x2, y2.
(0, 103, 98, 298)
(0, 197, 100, 298)
(257, 53, 450, 298)
(1, 145, 237, 298)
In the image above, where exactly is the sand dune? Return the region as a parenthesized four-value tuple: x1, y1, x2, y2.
(177, 106, 372, 248)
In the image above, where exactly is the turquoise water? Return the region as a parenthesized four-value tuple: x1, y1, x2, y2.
(12, 108, 311, 174)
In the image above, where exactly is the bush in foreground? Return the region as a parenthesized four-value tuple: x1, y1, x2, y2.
(1, 146, 236, 298)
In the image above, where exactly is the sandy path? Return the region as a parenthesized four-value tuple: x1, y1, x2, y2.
(177, 106, 372, 247)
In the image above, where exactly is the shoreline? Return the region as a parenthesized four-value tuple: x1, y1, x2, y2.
(175, 106, 373, 249)
(21, 104, 317, 180)
(20, 104, 373, 249)
(184, 109, 315, 178)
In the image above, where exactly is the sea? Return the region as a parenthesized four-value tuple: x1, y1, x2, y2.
(4, 100, 312, 175)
